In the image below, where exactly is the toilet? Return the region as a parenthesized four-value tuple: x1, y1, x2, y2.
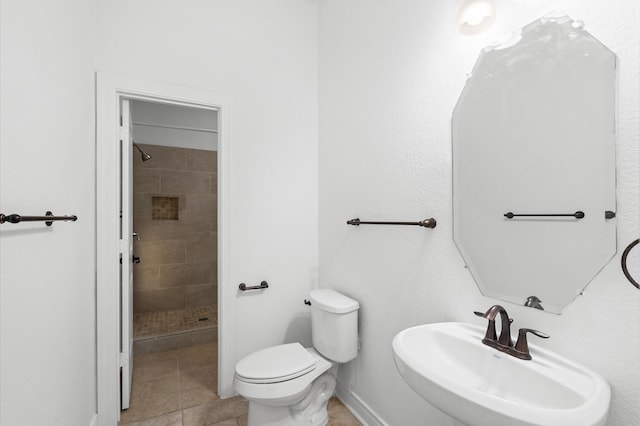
(234, 289, 359, 426)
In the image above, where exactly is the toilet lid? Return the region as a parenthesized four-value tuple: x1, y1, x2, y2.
(235, 343, 316, 384)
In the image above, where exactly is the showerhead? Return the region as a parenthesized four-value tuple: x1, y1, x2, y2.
(133, 143, 152, 162)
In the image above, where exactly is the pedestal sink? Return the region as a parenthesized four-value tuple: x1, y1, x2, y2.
(392, 322, 610, 426)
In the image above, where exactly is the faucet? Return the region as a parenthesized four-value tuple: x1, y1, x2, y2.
(474, 305, 549, 360)
(524, 296, 544, 310)
(474, 305, 513, 349)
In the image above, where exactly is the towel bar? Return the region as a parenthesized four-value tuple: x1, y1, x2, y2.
(347, 218, 436, 228)
(0, 211, 78, 226)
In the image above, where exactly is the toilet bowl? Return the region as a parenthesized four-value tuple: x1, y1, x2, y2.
(234, 289, 359, 426)
(234, 344, 336, 425)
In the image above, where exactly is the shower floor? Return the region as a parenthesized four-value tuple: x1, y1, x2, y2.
(133, 305, 217, 341)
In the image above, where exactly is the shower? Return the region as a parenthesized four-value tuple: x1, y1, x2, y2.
(133, 142, 152, 161)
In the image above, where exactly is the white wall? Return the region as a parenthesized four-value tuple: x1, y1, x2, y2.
(96, 0, 319, 396)
(318, 1, 639, 425)
(2, 1, 636, 424)
(0, 1, 98, 425)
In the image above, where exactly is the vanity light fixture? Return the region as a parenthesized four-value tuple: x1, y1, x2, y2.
(456, 0, 496, 36)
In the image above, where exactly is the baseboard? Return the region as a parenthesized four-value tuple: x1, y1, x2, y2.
(335, 381, 389, 426)
(89, 413, 98, 426)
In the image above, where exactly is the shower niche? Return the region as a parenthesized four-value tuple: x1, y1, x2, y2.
(452, 15, 617, 313)
(129, 100, 220, 352)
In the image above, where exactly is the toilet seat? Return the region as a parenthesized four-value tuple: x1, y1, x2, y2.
(235, 343, 316, 384)
(234, 347, 333, 405)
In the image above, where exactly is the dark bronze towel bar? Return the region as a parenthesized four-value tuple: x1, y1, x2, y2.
(239, 281, 269, 291)
(504, 211, 584, 219)
(0, 211, 78, 226)
(347, 218, 437, 228)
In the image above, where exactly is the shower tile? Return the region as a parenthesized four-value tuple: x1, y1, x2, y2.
(153, 196, 180, 220)
(210, 285, 218, 306)
(161, 170, 211, 194)
(158, 262, 210, 288)
(185, 284, 215, 308)
(178, 216, 214, 242)
(135, 216, 208, 242)
(210, 172, 218, 196)
(192, 329, 217, 346)
(134, 193, 153, 218)
(133, 264, 161, 291)
(136, 145, 186, 171)
(134, 333, 194, 356)
(133, 218, 176, 242)
(134, 169, 161, 193)
(186, 149, 216, 172)
(133, 306, 217, 340)
(134, 288, 185, 313)
(209, 261, 218, 283)
(184, 194, 216, 218)
(185, 239, 217, 264)
(135, 240, 186, 265)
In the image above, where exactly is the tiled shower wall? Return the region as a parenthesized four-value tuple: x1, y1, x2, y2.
(132, 144, 217, 314)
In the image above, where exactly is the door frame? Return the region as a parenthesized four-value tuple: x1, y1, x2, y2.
(119, 98, 134, 410)
(96, 73, 233, 426)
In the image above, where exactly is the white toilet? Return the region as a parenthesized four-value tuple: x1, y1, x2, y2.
(234, 289, 359, 426)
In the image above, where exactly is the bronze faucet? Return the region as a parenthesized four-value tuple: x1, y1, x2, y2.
(474, 305, 549, 360)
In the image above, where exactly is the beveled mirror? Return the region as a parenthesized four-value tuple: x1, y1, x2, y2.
(452, 15, 616, 314)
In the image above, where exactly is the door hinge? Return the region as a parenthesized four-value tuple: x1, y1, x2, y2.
(118, 239, 129, 254)
(119, 352, 129, 368)
(119, 125, 129, 141)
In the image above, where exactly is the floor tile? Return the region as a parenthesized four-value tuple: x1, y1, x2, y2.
(210, 420, 238, 426)
(178, 343, 216, 372)
(120, 375, 180, 424)
(123, 341, 360, 426)
(182, 396, 248, 426)
(133, 357, 178, 383)
(135, 349, 180, 364)
(120, 411, 183, 426)
(236, 414, 248, 426)
(179, 366, 219, 409)
(327, 397, 362, 426)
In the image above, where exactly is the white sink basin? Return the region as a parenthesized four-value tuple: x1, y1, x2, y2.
(392, 322, 610, 426)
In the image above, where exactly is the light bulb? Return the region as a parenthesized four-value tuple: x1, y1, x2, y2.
(456, 0, 496, 36)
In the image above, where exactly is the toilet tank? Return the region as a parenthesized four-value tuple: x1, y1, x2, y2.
(309, 289, 359, 363)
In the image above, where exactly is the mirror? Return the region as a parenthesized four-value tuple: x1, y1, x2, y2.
(452, 15, 616, 314)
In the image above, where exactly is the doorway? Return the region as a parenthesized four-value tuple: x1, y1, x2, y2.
(128, 99, 219, 355)
(96, 74, 233, 426)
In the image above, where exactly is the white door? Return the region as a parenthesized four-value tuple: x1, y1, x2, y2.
(119, 99, 134, 410)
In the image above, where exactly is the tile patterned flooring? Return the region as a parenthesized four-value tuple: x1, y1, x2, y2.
(119, 343, 362, 426)
(133, 305, 217, 340)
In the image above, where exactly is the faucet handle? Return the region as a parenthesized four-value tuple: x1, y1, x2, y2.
(474, 311, 498, 343)
(512, 328, 550, 360)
